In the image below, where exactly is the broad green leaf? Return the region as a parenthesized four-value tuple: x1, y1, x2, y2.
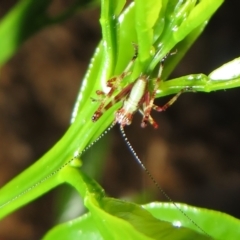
(144, 202, 240, 240)
(43, 213, 103, 240)
(45, 198, 216, 239)
(100, 198, 208, 240)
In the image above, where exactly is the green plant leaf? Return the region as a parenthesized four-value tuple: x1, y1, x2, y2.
(134, 0, 162, 62)
(100, 198, 209, 240)
(44, 198, 211, 240)
(43, 212, 103, 240)
(144, 202, 240, 240)
(149, 0, 224, 72)
(44, 166, 210, 240)
(155, 56, 240, 98)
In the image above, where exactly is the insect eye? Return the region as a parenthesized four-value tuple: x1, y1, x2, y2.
(92, 114, 99, 121)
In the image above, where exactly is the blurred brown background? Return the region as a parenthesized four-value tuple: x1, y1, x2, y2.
(1, 0, 240, 239)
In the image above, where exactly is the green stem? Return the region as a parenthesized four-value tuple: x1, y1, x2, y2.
(157, 74, 240, 97)
(0, 100, 115, 218)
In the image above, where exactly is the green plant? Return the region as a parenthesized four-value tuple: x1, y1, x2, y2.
(1, 0, 240, 239)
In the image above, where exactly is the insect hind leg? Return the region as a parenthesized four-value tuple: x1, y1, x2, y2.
(153, 87, 193, 112)
(141, 51, 193, 128)
(141, 55, 166, 128)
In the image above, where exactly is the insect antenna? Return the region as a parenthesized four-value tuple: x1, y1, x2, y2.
(81, 122, 116, 154)
(0, 123, 116, 209)
(119, 125, 211, 238)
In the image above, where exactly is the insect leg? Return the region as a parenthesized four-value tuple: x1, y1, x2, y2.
(153, 87, 193, 112)
(141, 56, 165, 128)
(139, 108, 158, 128)
(92, 44, 138, 122)
(141, 52, 193, 127)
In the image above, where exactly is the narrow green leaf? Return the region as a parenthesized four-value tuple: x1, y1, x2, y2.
(134, 0, 162, 62)
(173, 0, 224, 42)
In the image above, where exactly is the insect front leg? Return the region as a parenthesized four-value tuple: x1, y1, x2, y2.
(92, 44, 138, 122)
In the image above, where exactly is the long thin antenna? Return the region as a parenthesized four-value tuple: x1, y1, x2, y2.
(0, 123, 116, 209)
(119, 125, 211, 238)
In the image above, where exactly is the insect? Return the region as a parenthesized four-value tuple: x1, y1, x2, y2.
(91, 46, 210, 237)
(92, 45, 191, 129)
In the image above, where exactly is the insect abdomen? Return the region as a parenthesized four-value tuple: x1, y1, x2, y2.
(123, 77, 147, 114)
